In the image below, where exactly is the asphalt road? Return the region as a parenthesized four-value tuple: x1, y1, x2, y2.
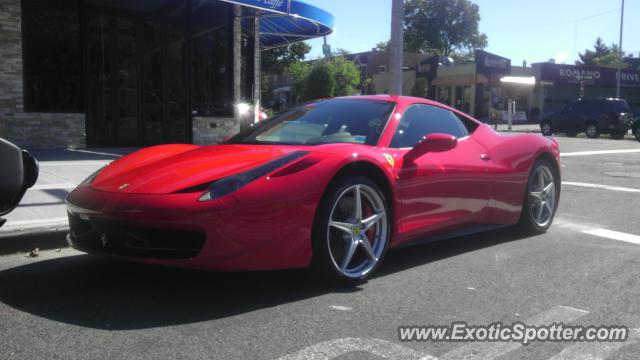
(1, 135, 640, 360)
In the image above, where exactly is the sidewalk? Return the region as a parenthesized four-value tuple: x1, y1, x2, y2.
(492, 123, 540, 133)
(0, 148, 137, 253)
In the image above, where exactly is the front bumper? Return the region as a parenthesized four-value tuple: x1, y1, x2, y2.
(66, 183, 320, 271)
(67, 213, 205, 259)
(607, 122, 630, 133)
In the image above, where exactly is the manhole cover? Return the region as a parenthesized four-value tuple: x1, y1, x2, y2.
(603, 172, 640, 179)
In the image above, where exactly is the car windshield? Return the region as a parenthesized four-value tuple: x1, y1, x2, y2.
(229, 99, 395, 146)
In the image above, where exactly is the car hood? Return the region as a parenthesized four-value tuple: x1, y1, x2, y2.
(90, 144, 304, 194)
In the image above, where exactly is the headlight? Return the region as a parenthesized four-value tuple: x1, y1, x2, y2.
(198, 152, 309, 202)
(80, 166, 106, 187)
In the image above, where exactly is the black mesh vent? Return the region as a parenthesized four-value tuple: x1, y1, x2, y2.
(68, 214, 205, 259)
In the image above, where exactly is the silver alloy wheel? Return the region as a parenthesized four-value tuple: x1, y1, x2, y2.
(327, 184, 388, 278)
(528, 166, 556, 228)
(542, 123, 551, 135)
(586, 124, 597, 138)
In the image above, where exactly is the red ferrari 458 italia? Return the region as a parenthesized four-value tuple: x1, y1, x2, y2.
(66, 95, 560, 284)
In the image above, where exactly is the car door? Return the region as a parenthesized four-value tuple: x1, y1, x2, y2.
(391, 104, 493, 244)
(566, 102, 586, 133)
(556, 103, 575, 133)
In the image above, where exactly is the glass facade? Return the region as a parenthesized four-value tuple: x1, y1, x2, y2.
(21, 0, 255, 146)
(22, 0, 83, 112)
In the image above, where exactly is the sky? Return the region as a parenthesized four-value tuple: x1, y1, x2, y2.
(300, 0, 640, 65)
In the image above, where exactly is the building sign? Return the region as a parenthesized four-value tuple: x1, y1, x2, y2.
(417, 56, 440, 83)
(220, 0, 291, 14)
(475, 50, 511, 75)
(539, 62, 640, 88)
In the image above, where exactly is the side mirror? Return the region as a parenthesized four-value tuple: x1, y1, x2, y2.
(406, 133, 458, 160)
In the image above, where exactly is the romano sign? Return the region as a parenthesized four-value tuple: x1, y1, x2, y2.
(538, 62, 640, 88)
(220, 0, 291, 13)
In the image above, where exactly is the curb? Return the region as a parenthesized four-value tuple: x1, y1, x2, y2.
(0, 226, 70, 255)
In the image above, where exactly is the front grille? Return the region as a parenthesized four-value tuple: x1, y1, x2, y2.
(68, 213, 205, 259)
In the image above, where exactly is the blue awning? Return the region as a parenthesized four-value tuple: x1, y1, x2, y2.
(259, 1, 333, 49)
(219, 0, 333, 50)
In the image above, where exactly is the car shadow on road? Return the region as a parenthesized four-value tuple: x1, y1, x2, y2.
(0, 226, 534, 330)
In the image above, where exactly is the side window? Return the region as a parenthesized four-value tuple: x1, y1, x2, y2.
(576, 102, 588, 114)
(390, 104, 468, 148)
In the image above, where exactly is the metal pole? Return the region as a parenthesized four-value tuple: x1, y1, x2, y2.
(507, 99, 513, 131)
(616, 0, 624, 98)
(233, 5, 243, 129)
(389, 0, 404, 95)
(254, 11, 261, 124)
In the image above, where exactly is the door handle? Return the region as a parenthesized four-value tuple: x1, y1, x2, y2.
(480, 153, 491, 161)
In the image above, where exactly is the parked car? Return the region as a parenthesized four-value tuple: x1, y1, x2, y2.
(540, 99, 634, 139)
(0, 138, 39, 227)
(633, 116, 640, 142)
(66, 95, 561, 285)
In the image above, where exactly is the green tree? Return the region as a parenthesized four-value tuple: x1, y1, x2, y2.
(261, 42, 312, 75)
(295, 57, 362, 101)
(404, 0, 487, 56)
(576, 38, 629, 68)
(576, 37, 610, 66)
(287, 61, 312, 102)
(332, 48, 351, 56)
(328, 56, 362, 97)
(450, 50, 475, 64)
(304, 63, 336, 100)
(375, 41, 389, 51)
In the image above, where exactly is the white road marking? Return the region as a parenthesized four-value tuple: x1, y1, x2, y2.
(66, 148, 123, 157)
(277, 337, 436, 360)
(441, 306, 589, 360)
(553, 218, 592, 232)
(280, 306, 591, 360)
(31, 183, 77, 190)
(329, 305, 352, 311)
(561, 149, 640, 157)
(554, 219, 640, 247)
(562, 182, 640, 193)
(583, 229, 640, 246)
(548, 329, 640, 360)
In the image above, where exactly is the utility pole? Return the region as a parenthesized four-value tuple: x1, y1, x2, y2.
(389, 0, 404, 95)
(616, 0, 624, 98)
(254, 11, 261, 124)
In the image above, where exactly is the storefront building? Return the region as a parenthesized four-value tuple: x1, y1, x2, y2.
(532, 62, 640, 115)
(0, 0, 332, 148)
(431, 50, 538, 122)
(430, 51, 640, 122)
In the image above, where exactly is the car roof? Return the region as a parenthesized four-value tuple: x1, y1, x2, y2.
(331, 95, 455, 108)
(574, 98, 627, 104)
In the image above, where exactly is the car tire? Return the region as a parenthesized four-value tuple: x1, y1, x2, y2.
(634, 126, 640, 142)
(585, 122, 600, 138)
(540, 121, 552, 136)
(312, 176, 390, 286)
(518, 158, 560, 234)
